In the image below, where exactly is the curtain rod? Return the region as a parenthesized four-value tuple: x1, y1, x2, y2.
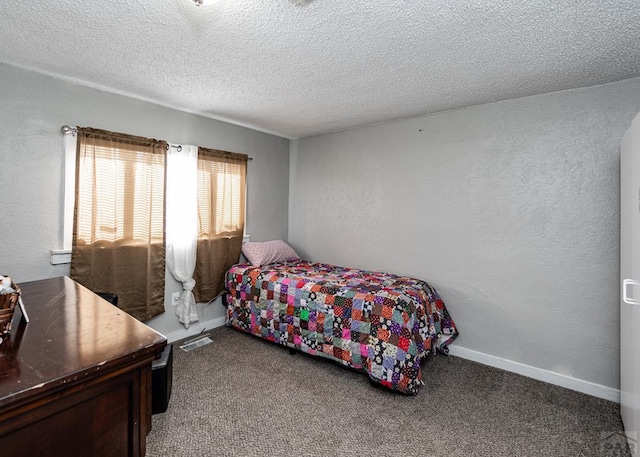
(61, 125, 253, 160)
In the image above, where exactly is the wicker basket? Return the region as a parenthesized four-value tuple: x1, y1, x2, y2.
(0, 281, 20, 335)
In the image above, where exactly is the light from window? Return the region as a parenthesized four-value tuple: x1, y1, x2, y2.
(197, 158, 244, 237)
(76, 144, 164, 244)
(216, 172, 241, 233)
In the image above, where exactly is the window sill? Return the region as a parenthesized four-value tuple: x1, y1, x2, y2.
(50, 249, 72, 265)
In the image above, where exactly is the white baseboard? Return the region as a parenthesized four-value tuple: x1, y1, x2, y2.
(163, 316, 227, 344)
(447, 344, 620, 403)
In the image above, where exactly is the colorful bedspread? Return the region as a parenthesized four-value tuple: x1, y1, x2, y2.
(225, 261, 457, 394)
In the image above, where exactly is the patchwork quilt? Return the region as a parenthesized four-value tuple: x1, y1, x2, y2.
(225, 261, 458, 394)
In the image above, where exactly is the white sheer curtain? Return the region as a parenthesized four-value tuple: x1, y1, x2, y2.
(166, 144, 199, 328)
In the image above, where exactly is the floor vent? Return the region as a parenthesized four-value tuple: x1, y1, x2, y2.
(179, 336, 213, 352)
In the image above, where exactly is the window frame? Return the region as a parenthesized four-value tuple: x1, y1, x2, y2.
(50, 129, 78, 265)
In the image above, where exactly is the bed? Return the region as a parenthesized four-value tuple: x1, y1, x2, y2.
(224, 242, 457, 395)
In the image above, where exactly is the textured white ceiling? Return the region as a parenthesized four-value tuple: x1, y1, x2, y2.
(0, 0, 639, 138)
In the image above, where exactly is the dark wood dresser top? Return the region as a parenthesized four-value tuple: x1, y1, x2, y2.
(0, 276, 166, 410)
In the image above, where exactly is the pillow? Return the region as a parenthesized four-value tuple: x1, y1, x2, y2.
(241, 240, 301, 266)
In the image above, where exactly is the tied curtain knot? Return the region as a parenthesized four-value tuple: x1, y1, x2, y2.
(182, 278, 196, 292)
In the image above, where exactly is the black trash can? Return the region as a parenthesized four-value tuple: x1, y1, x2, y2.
(152, 344, 173, 414)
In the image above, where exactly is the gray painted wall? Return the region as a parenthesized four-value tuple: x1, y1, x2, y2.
(0, 63, 289, 338)
(289, 78, 640, 390)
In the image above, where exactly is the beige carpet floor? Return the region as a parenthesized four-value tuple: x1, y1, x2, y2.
(146, 326, 629, 457)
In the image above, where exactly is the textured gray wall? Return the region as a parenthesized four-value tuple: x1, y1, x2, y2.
(0, 64, 289, 336)
(289, 78, 640, 389)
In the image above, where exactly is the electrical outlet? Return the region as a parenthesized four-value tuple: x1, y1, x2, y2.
(171, 292, 180, 306)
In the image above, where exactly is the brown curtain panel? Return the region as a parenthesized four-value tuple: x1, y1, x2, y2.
(70, 127, 167, 321)
(193, 147, 247, 302)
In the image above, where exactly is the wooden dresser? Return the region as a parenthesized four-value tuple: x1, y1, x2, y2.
(0, 277, 166, 456)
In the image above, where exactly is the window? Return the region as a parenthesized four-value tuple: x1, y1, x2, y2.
(192, 147, 247, 302)
(75, 144, 165, 244)
(70, 128, 167, 321)
(197, 153, 245, 236)
(60, 127, 248, 321)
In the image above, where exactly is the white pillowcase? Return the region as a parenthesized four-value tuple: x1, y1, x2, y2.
(241, 240, 301, 266)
